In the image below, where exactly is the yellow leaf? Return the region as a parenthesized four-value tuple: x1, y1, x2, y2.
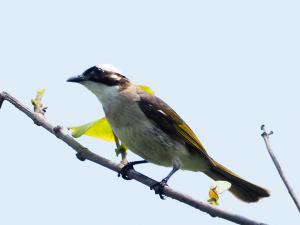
(36, 88, 46, 99)
(208, 187, 219, 205)
(207, 181, 231, 205)
(68, 117, 115, 142)
(137, 85, 155, 96)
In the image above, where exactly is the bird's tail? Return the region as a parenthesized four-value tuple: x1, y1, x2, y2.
(205, 160, 270, 203)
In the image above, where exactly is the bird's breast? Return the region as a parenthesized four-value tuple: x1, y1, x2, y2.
(104, 102, 178, 166)
(104, 102, 208, 171)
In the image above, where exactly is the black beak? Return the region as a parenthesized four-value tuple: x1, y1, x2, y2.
(67, 75, 86, 83)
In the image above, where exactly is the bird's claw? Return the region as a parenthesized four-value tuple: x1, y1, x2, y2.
(118, 163, 135, 180)
(150, 179, 168, 200)
(118, 160, 148, 180)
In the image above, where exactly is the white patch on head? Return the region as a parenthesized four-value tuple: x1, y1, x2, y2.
(110, 74, 122, 81)
(96, 64, 123, 75)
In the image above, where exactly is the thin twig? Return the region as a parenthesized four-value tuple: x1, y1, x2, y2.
(0, 91, 268, 225)
(261, 125, 300, 213)
(0, 94, 5, 109)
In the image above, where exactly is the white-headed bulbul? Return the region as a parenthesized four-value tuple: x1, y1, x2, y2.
(67, 64, 270, 202)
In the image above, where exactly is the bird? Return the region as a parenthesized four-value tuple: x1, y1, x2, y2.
(67, 64, 270, 202)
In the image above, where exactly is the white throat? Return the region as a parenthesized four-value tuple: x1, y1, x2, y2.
(83, 81, 120, 111)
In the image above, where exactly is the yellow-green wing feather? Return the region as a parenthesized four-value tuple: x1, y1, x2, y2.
(138, 93, 210, 159)
(177, 123, 206, 152)
(163, 107, 208, 154)
(137, 85, 155, 95)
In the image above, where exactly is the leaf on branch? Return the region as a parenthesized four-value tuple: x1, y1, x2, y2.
(31, 88, 47, 114)
(69, 117, 115, 142)
(208, 181, 231, 206)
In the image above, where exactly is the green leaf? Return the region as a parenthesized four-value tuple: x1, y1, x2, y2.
(31, 88, 46, 112)
(68, 117, 115, 142)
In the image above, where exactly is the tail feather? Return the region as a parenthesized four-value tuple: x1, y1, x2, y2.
(205, 160, 270, 203)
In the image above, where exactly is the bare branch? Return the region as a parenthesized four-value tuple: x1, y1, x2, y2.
(0, 91, 268, 225)
(0, 95, 4, 109)
(261, 125, 300, 213)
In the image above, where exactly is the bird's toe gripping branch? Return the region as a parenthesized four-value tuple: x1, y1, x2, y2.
(150, 165, 179, 200)
(150, 179, 169, 200)
(118, 160, 148, 180)
(118, 163, 134, 180)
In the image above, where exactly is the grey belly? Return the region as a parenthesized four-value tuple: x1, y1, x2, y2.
(111, 120, 209, 172)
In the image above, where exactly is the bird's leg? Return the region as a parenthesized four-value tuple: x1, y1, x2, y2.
(151, 162, 180, 200)
(116, 144, 128, 165)
(113, 131, 148, 180)
(113, 132, 128, 164)
(118, 160, 148, 180)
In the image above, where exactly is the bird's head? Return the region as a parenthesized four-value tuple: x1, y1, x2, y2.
(67, 64, 130, 103)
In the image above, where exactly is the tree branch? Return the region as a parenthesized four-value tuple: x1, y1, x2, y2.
(0, 91, 268, 225)
(261, 125, 300, 213)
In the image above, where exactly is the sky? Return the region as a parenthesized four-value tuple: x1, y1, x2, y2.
(0, 1, 299, 224)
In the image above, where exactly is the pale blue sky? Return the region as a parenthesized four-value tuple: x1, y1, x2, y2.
(0, 1, 299, 224)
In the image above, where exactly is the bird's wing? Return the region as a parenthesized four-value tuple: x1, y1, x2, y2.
(137, 93, 213, 163)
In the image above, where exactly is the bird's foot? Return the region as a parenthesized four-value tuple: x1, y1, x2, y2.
(150, 178, 168, 200)
(118, 160, 148, 180)
(118, 163, 135, 180)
